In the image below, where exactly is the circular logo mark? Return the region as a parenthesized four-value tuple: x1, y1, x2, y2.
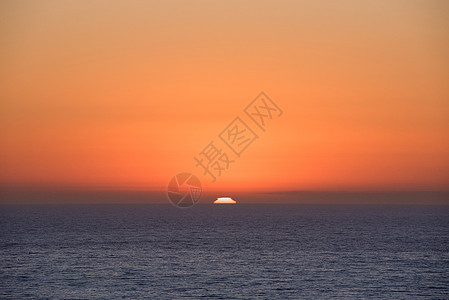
(167, 173, 202, 208)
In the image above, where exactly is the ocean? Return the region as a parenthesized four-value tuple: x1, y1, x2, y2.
(1, 204, 448, 299)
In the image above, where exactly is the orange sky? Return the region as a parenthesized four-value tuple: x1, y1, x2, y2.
(1, 0, 448, 193)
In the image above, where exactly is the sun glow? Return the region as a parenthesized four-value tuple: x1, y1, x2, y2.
(214, 197, 236, 204)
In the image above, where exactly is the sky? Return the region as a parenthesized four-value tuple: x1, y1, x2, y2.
(0, 0, 448, 197)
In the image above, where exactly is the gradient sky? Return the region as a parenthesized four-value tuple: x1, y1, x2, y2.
(1, 0, 448, 194)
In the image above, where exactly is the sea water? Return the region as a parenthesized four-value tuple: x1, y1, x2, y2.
(1, 204, 448, 299)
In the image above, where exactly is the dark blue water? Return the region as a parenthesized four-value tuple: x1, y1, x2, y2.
(1, 204, 448, 299)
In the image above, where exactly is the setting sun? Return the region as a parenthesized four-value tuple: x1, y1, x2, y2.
(214, 197, 237, 204)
